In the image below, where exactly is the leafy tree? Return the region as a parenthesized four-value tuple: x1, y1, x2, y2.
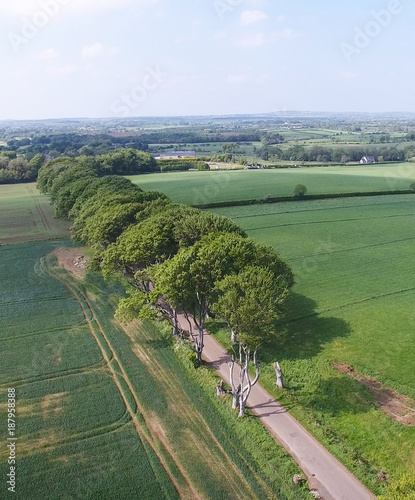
(54, 177, 95, 219)
(6, 158, 31, 181)
(212, 266, 292, 416)
(97, 148, 157, 175)
(147, 234, 293, 365)
(69, 176, 144, 220)
(173, 209, 246, 247)
(294, 184, 308, 198)
(49, 163, 97, 203)
(37, 157, 76, 194)
(83, 202, 157, 248)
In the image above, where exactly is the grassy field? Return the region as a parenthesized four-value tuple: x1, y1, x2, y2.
(0, 184, 69, 244)
(130, 164, 415, 206)
(0, 242, 308, 499)
(212, 194, 415, 488)
(0, 181, 309, 499)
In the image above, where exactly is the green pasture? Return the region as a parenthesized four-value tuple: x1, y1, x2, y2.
(130, 164, 415, 206)
(212, 194, 415, 485)
(0, 183, 69, 244)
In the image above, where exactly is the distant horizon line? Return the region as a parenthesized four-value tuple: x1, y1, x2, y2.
(1, 110, 415, 123)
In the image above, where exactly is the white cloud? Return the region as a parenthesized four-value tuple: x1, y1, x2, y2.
(37, 48, 60, 61)
(240, 10, 268, 26)
(46, 65, 77, 75)
(0, 0, 158, 16)
(81, 43, 104, 60)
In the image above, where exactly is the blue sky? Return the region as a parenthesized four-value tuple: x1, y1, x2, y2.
(0, 0, 413, 119)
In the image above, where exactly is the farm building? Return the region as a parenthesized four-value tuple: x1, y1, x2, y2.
(156, 151, 196, 159)
(360, 156, 376, 164)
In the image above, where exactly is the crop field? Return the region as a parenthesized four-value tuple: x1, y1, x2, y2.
(0, 184, 69, 244)
(130, 164, 415, 206)
(0, 238, 307, 499)
(212, 194, 415, 483)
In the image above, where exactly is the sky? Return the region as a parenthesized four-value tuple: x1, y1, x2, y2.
(0, 0, 414, 120)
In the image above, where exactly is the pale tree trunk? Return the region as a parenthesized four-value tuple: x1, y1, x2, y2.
(172, 310, 179, 336)
(192, 298, 206, 365)
(238, 349, 260, 418)
(231, 329, 238, 344)
(228, 348, 260, 417)
(274, 362, 284, 388)
(228, 358, 241, 409)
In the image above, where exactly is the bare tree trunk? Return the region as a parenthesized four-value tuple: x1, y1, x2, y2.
(216, 379, 225, 396)
(238, 400, 247, 418)
(274, 362, 284, 389)
(231, 329, 238, 344)
(172, 310, 179, 336)
(228, 358, 241, 409)
(238, 349, 260, 418)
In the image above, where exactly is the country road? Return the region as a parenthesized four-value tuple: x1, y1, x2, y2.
(178, 316, 376, 500)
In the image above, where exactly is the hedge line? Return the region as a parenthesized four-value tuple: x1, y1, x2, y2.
(193, 190, 415, 209)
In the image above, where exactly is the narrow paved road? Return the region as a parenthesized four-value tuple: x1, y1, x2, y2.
(178, 318, 376, 500)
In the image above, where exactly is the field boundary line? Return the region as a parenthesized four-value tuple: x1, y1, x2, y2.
(194, 189, 415, 209)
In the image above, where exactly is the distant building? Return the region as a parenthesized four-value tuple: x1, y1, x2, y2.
(245, 164, 265, 170)
(360, 156, 376, 164)
(156, 151, 196, 159)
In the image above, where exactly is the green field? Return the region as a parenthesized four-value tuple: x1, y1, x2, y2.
(0, 184, 69, 244)
(0, 187, 308, 499)
(212, 194, 415, 484)
(130, 164, 415, 206)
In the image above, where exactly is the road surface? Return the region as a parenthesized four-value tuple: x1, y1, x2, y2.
(178, 317, 376, 500)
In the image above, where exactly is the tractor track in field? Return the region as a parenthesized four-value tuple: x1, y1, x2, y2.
(44, 254, 201, 500)
(3, 360, 108, 388)
(280, 284, 415, 326)
(27, 186, 51, 232)
(286, 235, 415, 263)
(122, 321, 273, 500)
(247, 211, 415, 232)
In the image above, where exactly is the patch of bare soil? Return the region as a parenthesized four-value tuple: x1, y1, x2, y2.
(54, 247, 88, 280)
(332, 362, 415, 426)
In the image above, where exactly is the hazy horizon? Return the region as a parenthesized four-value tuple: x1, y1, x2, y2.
(2, 0, 414, 120)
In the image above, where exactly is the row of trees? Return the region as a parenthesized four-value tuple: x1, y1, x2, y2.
(256, 144, 413, 163)
(3, 148, 160, 184)
(3, 133, 150, 157)
(0, 152, 45, 183)
(38, 156, 294, 417)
